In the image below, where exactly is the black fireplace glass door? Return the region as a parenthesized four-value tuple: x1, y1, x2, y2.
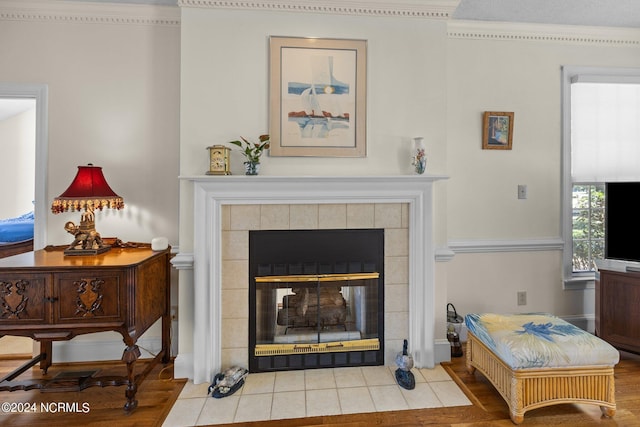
(249, 229, 384, 372)
(255, 274, 379, 345)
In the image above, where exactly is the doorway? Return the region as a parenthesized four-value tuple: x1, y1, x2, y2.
(0, 98, 36, 219)
(0, 83, 48, 356)
(0, 83, 48, 249)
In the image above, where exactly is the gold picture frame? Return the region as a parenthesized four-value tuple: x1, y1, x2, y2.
(482, 111, 514, 150)
(269, 36, 367, 157)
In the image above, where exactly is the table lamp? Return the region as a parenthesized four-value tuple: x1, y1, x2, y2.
(51, 164, 124, 255)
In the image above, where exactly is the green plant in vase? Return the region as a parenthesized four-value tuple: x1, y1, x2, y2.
(229, 134, 270, 175)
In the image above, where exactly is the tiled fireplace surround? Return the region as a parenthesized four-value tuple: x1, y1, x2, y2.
(177, 175, 446, 384)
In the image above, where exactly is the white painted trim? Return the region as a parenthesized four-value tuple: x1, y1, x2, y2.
(560, 66, 640, 283)
(0, 0, 180, 26)
(170, 252, 194, 270)
(51, 336, 163, 363)
(434, 338, 451, 364)
(178, 0, 458, 19)
(0, 83, 48, 250)
(4, 0, 638, 48)
(179, 174, 447, 384)
(561, 314, 595, 334)
(447, 237, 564, 253)
(448, 20, 640, 46)
(178, 0, 640, 46)
(173, 352, 194, 380)
(435, 247, 455, 262)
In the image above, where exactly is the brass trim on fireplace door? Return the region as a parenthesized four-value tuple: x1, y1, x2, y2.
(255, 272, 379, 283)
(253, 272, 381, 358)
(255, 338, 380, 356)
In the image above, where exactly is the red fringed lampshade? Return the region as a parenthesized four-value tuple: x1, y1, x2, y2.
(52, 164, 124, 255)
(51, 164, 124, 214)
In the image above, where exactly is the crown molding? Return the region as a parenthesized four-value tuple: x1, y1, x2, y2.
(0, 0, 180, 26)
(4, 0, 638, 45)
(448, 20, 640, 46)
(177, 0, 458, 19)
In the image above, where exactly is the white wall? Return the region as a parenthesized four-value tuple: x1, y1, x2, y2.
(178, 7, 451, 365)
(447, 31, 640, 241)
(179, 8, 448, 183)
(446, 25, 640, 320)
(0, 1, 180, 247)
(0, 108, 35, 219)
(178, 6, 451, 249)
(0, 0, 181, 361)
(178, 7, 640, 369)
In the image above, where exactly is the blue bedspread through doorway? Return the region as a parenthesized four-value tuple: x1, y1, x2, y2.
(0, 211, 34, 243)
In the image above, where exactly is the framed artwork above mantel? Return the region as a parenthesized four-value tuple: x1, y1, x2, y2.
(269, 36, 367, 157)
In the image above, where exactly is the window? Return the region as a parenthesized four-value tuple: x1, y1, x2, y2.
(562, 67, 640, 286)
(572, 184, 604, 272)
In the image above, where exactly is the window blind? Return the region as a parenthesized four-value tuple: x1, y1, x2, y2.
(571, 82, 640, 182)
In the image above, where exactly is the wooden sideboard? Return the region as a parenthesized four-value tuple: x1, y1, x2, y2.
(595, 267, 640, 354)
(0, 245, 171, 411)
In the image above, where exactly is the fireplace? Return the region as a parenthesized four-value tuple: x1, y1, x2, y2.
(249, 229, 384, 371)
(174, 175, 447, 384)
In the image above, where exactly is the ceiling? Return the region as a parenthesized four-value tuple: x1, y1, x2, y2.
(453, 0, 640, 29)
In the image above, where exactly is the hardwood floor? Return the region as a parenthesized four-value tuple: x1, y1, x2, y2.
(0, 357, 186, 427)
(1, 351, 639, 426)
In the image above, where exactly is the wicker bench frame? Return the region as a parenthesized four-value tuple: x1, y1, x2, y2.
(466, 330, 616, 424)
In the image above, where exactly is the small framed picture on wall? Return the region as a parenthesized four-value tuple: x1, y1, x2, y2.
(482, 111, 514, 150)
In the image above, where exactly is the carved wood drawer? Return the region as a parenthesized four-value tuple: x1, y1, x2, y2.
(0, 273, 47, 324)
(0, 270, 125, 326)
(53, 271, 125, 324)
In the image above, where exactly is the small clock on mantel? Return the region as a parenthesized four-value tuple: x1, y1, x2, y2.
(206, 145, 231, 175)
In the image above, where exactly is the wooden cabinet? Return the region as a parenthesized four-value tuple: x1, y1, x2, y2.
(0, 246, 171, 411)
(595, 268, 640, 354)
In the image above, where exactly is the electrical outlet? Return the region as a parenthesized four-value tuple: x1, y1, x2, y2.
(171, 305, 178, 321)
(517, 291, 527, 306)
(518, 184, 527, 199)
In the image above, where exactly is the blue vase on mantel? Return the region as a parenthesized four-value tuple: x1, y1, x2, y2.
(244, 161, 260, 175)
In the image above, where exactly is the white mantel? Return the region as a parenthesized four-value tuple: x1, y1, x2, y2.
(173, 175, 447, 384)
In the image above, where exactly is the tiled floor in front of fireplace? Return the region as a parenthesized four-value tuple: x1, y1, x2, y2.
(162, 364, 471, 426)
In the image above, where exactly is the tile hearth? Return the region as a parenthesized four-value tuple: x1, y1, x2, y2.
(162, 364, 471, 426)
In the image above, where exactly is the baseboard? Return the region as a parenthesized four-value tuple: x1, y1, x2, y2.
(434, 338, 451, 365)
(173, 352, 194, 380)
(0, 353, 32, 361)
(561, 314, 595, 334)
(51, 336, 163, 363)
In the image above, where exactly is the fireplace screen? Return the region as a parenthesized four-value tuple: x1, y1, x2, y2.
(254, 272, 380, 356)
(249, 229, 384, 372)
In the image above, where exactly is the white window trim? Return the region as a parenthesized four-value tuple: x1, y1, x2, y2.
(561, 66, 640, 289)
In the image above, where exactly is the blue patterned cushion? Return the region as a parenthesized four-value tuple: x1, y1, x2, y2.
(465, 313, 620, 369)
